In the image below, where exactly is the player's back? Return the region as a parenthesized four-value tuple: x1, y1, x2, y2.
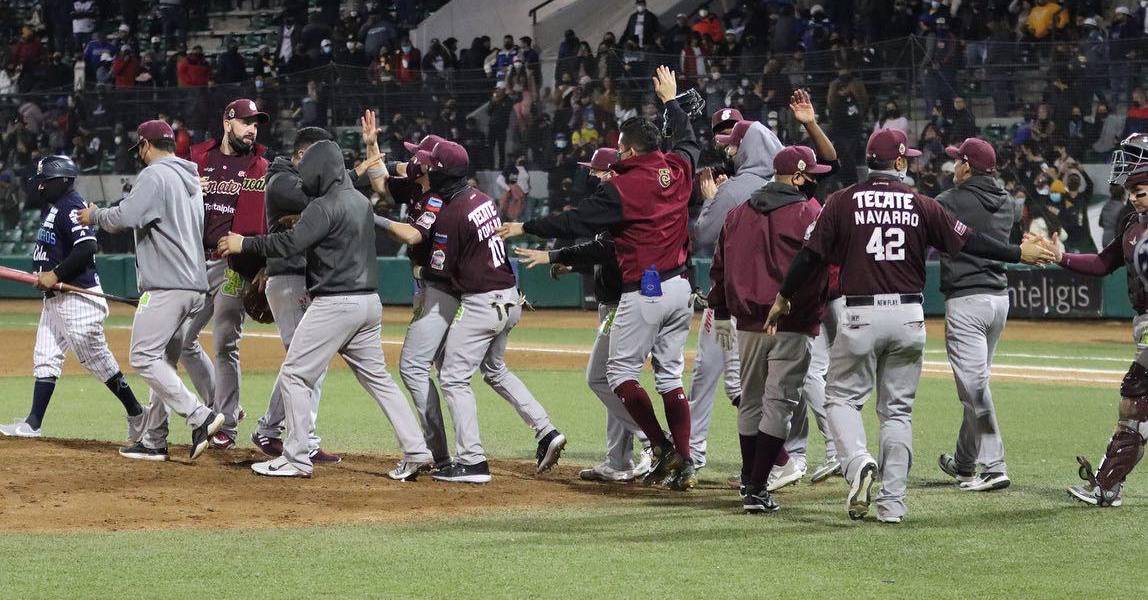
(608, 151, 692, 283)
(810, 174, 968, 296)
(432, 186, 516, 294)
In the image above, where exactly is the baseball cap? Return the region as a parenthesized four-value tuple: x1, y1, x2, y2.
(428, 140, 469, 176)
(1083, 17, 1098, 27)
(129, 119, 175, 151)
(1116, 6, 1131, 15)
(405, 149, 433, 178)
(403, 134, 446, 155)
(578, 147, 619, 171)
(866, 128, 921, 161)
(711, 107, 743, 132)
(774, 146, 833, 177)
(224, 98, 269, 124)
(944, 137, 996, 172)
(715, 120, 752, 147)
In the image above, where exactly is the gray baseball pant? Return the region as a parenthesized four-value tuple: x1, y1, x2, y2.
(687, 307, 743, 467)
(255, 274, 324, 451)
(278, 293, 431, 475)
(944, 293, 1009, 474)
(825, 296, 926, 520)
(606, 276, 693, 392)
(736, 331, 811, 438)
(131, 289, 215, 450)
(802, 312, 842, 463)
(589, 303, 649, 471)
(398, 280, 455, 465)
(438, 287, 554, 466)
(179, 259, 246, 437)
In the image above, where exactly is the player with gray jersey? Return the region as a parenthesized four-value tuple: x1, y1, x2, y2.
(935, 138, 1015, 493)
(0, 155, 144, 441)
(218, 139, 432, 479)
(79, 120, 224, 462)
(767, 129, 1052, 523)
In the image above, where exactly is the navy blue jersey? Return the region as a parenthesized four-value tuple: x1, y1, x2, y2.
(33, 190, 100, 289)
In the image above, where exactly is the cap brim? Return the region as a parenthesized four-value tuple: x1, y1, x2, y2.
(712, 119, 737, 133)
(576, 161, 592, 168)
(403, 141, 420, 153)
(805, 163, 834, 174)
(715, 133, 736, 146)
(944, 146, 961, 159)
(903, 148, 922, 158)
(254, 112, 270, 124)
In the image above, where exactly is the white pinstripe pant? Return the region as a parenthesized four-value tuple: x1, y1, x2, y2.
(33, 288, 121, 382)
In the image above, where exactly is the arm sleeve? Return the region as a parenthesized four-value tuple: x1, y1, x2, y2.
(243, 201, 331, 258)
(961, 231, 1022, 263)
(779, 246, 826, 299)
(52, 239, 97, 282)
(523, 183, 624, 239)
(693, 188, 733, 253)
(1060, 238, 1125, 276)
(91, 169, 163, 233)
(706, 228, 729, 319)
(551, 235, 615, 269)
(921, 194, 974, 256)
(665, 98, 701, 170)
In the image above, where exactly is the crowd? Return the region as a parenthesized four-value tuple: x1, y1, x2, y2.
(0, 0, 1145, 252)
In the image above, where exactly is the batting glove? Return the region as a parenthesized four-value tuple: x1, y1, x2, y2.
(714, 319, 735, 352)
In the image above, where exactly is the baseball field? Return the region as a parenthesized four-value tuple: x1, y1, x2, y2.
(0, 299, 1144, 598)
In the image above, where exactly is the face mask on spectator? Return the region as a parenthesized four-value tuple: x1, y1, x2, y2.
(699, 9, 709, 17)
(402, 44, 412, 52)
(1050, 192, 1062, 203)
(556, 139, 568, 149)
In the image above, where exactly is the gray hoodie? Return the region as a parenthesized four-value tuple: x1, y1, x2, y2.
(936, 175, 1015, 299)
(693, 121, 783, 257)
(91, 155, 208, 293)
(244, 140, 378, 296)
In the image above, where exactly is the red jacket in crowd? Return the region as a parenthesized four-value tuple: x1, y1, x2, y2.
(111, 55, 140, 88)
(395, 48, 421, 85)
(177, 55, 211, 87)
(692, 15, 725, 43)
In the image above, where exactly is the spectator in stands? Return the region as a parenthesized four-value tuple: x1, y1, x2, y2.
(172, 117, 191, 158)
(494, 35, 519, 81)
(395, 38, 420, 85)
(1091, 101, 1124, 155)
(947, 96, 977, 143)
(251, 45, 275, 79)
(520, 36, 541, 82)
(281, 44, 312, 76)
(295, 79, 326, 128)
(1059, 166, 1095, 252)
(177, 46, 211, 87)
(770, 5, 800, 55)
(1030, 102, 1056, 148)
(680, 33, 707, 79)
(216, 40, 248, 84)
(338, 40, 368, 67)
(921, 17, 959, 116)
(573, 41, 596, 80)
(488, 86, 513, 169)
(623, 1, 661, 48)
(81, 33, 114, 86)
(1125, 88, 1148, 136)
(72, 0, 98, 51)
(692, 7, 724, 43)
(302, 13, 332, 58)
(111, 46, 140, 88)
(1109, 6, 1141, 100)
(1023, 0, 1068, 41)
(95, 53, 115, 89)
(44, 0, 72, 54)
(11, 26, 45, 76)
(874, 99, 909, 136)
(497, 162, 528, 222)
(917, 122, 946, 166)
(461, 117, 489, 169)
(158, 0, 187, 47)
(368, 45, 396, 84)
(0, 66, 18, 95)
(666, 13, 691, 54)
(555, 29, 580, 83)
(362, 12, 398, 61)
(314, 39, 334, 66)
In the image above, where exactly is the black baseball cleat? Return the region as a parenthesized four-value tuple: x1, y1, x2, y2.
(847, 460, 878, 520)
(666, 462, 697, 491)
(190, 411, 225, 460)
(535, 429, 567, 474)
(119, 442, 169, 462)
(641, 442, 681, 486)
(743, 487, 780, 514)
(432, 460, 493, 484)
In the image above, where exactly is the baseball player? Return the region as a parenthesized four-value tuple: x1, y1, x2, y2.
(766, 128, 1052, 522)
(935, 138, 1016, 492)
(0, 155, 144, 440)
(181, 99, 270, 449)
(248, 126, 341, 464)
(687, 107, 781, 472)
(709, 145, 833, 513)
(501, 66, 701, 490)
(514, 148, 653, 482)
(1057, 133, 1148, 507)
(79, 120, 224, 461)
(218, 139, 433, 479)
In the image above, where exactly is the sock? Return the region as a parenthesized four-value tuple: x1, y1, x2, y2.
(775, 447, 790, 467)
(660, 387, 691, 462)
(26, 377, 57, 430)
(739, 434, 756, 484)
(105, 372, 143, 416)
(749, 431, 787, 490)
(614, 380, 669, 448)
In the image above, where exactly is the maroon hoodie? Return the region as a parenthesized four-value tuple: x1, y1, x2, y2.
(708, 181, 826, 335)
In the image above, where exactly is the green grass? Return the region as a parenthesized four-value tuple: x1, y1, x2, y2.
(0, 327, 1145, 598)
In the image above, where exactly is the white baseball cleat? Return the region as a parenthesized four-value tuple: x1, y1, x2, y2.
(387, 459, 433, 481)
(579, 462, 642, 482)
(877, 513, 904, 524)
(959, 472, 1011, 492)
(252, 457, 312, 478)
(767, 456, 807, 492)
(937, 454, 976, 484)
(810, 458, 842, 484)
(1068, 483, 1123, 507)
(847, 459, 878, 520)
(0, 420, 42, 438)
(633, 447, 653, 477)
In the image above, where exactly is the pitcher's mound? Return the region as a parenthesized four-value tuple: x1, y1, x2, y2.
(0, 438, 663, 533)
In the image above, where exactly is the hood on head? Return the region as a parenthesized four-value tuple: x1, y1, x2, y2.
(298, 140, 345, 197)
(962, 175, 1010, 212)
(733, 122, 778, 179)
(154, 155, 203, 197)
(268, 155, 298, 177)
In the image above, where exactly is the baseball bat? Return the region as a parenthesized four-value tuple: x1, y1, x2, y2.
(0, 266, 139, 306)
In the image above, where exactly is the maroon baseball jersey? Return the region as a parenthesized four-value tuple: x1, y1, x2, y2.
(425, 186, 516, 294)
(805, 174, 971, 295)
(387, 176, 440, 271)
(200, 151, 251, 247)
(1061, 213, 1148, 313)
(607, 151, 692, 283)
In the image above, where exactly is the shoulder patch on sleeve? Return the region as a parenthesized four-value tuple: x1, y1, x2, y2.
(416, 210, 438, 228)
(426, 197, 443, 211)
(954, 220, 968, 236)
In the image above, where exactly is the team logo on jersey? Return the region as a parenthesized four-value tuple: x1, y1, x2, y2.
(426, 197, 443, 212)
(241, 177, 266, 192)
(237, 171, 246, 177)
(430, 249, 446, 270)
(416, 211, 437, 228)
(658, 168, 672, 188)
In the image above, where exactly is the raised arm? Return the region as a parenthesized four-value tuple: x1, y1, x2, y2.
(790, 88, 837, 161)
(653, 65, 701, 170)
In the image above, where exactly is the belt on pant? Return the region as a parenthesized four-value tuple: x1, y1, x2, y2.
(620, 265, 686, 293)
(845, 293, 923, 307)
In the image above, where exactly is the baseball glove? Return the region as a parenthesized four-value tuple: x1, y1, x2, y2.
(661, 88, 706, 138)
(243, 285, 275, 324)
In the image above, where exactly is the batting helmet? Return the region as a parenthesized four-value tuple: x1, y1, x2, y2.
(1110, 133, 1148, 187)
(33, 155, 79, 182)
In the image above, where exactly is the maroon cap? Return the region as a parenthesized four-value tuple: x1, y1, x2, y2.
(428, 140, 469, 176)
(405, 149, 433, 178)
(945, 137, 997, 172)
(129, 119, 175, 151)
(711, 107, 743, 132)
(224, 98, 269, 123)
(578, 147, 619, 171)
(866, 128, 921, 161)
(715, 120, 752, 147)
(403, 134, 446, 155)
(774, 145, 834, 177)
